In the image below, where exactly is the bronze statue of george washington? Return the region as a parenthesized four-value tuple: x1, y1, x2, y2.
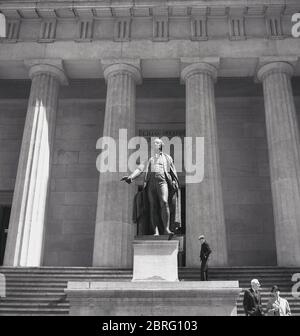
(121, 138, 181, 236)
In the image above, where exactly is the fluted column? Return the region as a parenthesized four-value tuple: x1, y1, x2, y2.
(181, 60, 228, 267)
(93, 60, 141, 267)
(4, 59, 67, 266)
(257, 61, 300, 266)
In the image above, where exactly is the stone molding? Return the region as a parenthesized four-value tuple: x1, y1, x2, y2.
(180, 57, 220, 83)
(1, 1, 298, 20)
(0, 1, 299, 43)
(24, 59, 68, 85)
(256, 57, 298, 82)
(101, 59, 142, 84)
(257, 62, 295, 82)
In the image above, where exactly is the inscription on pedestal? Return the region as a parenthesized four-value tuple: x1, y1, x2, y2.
(132, 239, 179, 282)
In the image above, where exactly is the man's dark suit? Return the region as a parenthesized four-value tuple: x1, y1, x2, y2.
(243, 288, 264, 316)
(200, 241, 211, 281)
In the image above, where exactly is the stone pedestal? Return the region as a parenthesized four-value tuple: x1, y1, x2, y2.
(132, 239, 179, 281)
(65, 281, 242, 316)
(66, 238, 241, 316)
(257, 60, 300, 266)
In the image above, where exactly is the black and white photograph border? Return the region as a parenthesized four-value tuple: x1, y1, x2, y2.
(0, 0, 299, 319)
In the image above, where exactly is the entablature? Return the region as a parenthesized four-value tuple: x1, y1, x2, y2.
(0, 1, 299, 42)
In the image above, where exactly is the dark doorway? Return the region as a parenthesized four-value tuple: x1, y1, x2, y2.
(0, 206, 11, 265)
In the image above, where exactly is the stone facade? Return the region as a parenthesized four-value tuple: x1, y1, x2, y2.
(0, 1, 297, 43)
(0, 0, 300, 267)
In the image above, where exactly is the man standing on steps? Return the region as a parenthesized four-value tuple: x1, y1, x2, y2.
(243, 278, 264, 316)
(199, 235, 211, 281)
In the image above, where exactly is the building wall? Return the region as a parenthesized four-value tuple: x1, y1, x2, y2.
(0, 100, 26, 193)
(135, 88, 277, 266)
(217, 97, 276, 265)
(43, 100, 105, 266)
(1, 79, 300, 266)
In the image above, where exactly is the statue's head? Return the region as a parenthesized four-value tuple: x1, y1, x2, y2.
(153, 137, 164, 151)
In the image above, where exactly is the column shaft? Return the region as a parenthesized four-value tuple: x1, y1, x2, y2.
(4, 64, 64, 266)
(93, 62, 140, 267)
(182, 63, 228, 267)
(258, 62, 300, 266)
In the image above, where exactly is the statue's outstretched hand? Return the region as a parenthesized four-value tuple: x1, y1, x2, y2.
(120, 176, 132, 184)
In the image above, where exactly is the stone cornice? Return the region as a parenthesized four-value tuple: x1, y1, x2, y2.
(180, 57, 220, 83)
(101, 58, 142, 84)
(255, 56, 298, 81)
(256, 57, 298, 81)
(1, 5, 298, 43)
(0, 1, 299, 20)
(24, 58, 68, 85)
(0, 0, 299, 43)
(257, 62, 294, 82)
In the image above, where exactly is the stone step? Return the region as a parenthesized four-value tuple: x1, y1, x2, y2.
(0, 302, 69, 307)
(1, 296, 68, 302)
(4, 280, 297, 289)
(0, 268, 133, 274)
(6, 282, 67, 287)
(3, 284, 296, 292)
(3, 276, 132, 282)
(0, 307, 69, 314)
(0, 266, 299, 316)
(0, 270, 300, 279)
(1, 266, 299, 272)
(4, 278, 131, 284)
(4, 277, 292, 284)
(6, 296, 299, 303)
(6, 288, 66, 293)
(5, 291, 295, 297)
(1, 272, 298, 277)
(2, 292, 65, 297)
(2, 272, 295, 277)
(3, 271, 295, 276)
(0, 270, 294, 279)
(0, 313, 68, 316)
(5, 285, 294, 293)
(3, 290, 297, 298)
(4, 281, 295, 286)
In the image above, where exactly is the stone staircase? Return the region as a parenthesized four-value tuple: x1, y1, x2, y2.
(0, 266, 299, 316)
(186, 267, 300, 316)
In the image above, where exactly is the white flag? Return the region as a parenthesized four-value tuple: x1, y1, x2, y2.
(0, 13, 6, 38)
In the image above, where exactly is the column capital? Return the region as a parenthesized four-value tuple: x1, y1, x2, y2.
(101, 58, 142, 84)
(24, 59, 68, 85)
(180, 57, 220, 84)
(256, 57, 298, 82)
